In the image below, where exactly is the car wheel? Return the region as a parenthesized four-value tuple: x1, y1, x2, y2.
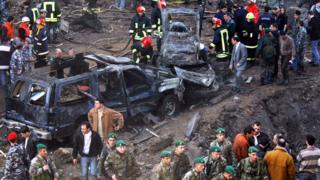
(159, 94, 179, 117)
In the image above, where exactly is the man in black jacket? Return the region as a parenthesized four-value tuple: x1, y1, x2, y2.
(20, 126, 38, 161)
(73, 121, 103, 180)
(308, 11, 320, 66)
(249, 121, 270, 147)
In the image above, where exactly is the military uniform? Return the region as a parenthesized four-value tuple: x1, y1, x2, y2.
(210, 139, 237, 166)
(182, 169, 206, 180)
(211, 173, 227, 180)
(172, 152, 191, 180)
(106, 151, 141, 180)
(3, 143, 30, 180)
(204, 156, 227, 179)
(0, 0, 8, 25)
(152, 162, 175, 180)
(237, 157, 268, 180)
(10, 49, 24, 83)
(22, 44, 34, 72)
(29, 155, 59, 180)
(97, 143, 115, 178)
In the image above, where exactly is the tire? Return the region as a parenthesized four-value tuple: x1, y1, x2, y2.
(159, 94, 179, 117)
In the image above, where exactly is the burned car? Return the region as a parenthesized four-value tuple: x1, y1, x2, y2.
(158, 8, 219, 99)
(1, 54, 183, 140)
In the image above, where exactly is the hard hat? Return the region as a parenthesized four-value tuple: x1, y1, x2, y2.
(22, 16, 30, 22)
(248, 0, 256, 3)
(246, 12, 255, 20)
(159, 0, 167, 9)
(212, 17, 222, 26)
(136, 5, 146, 13)
(141, 36, 153, 48)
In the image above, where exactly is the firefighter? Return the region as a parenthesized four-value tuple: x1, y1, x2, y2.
(1, 16, 14, 43)
(246, 0, 259, 24)
(129, 5, 152, 44)
(40, 0, 61, 44)
(209, 18, 229, 61)
(151, 0, 166, 51)
(132, 36, 153, 64)
(32, 18, 49, 68)
(18, 17, 31, 42)
(26, 1, 40, 30)
(239, 12, 259, 66)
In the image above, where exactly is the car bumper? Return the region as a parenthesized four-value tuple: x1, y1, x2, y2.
(0, 118, 52, 140)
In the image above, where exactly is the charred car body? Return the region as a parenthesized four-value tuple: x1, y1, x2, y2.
(1, 54, 183, 140)
(158, 8, 220, 98)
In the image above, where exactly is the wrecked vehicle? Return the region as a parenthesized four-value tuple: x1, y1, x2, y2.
(158, 8, 219, 95)
(1, 54, 183, 140)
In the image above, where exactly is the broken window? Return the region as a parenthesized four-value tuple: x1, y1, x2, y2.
(29, 84, 47, 106)
(59, 79, 91, 105)
(98, 71, 123, 101)
(123, 69, 150, 96)
(11, 80, 28, 99)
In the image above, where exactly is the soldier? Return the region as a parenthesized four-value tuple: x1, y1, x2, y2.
(212, 165, 236, 180)
(237, 146, 268, 179)
(97, 132, 117, 179)
(3, 131, 30, 180)
(29, 144, 59, 180)
(210, 128, 237, 166)
(152, 150, 174, 180)
(172, 140, 191, 180)
(10, 39, 24, 84)
(22, 37, 35, 72)
(182, 156, 206, 180)
(204, 146, 227, 179)
(106, 140, 141, 179)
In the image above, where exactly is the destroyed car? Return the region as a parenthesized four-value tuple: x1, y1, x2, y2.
(1, 54, 184, 140)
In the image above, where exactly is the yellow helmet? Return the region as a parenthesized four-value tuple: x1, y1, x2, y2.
(246, 12, 255, 20)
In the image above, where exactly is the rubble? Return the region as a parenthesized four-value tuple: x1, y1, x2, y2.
(149, 134, 174, 153)
(52, 148, 73, 165)
(185, 112, 201, 139)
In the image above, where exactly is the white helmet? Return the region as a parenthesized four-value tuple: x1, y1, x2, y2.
(22, 17, 30, 22)
(249, 0, 256, 3)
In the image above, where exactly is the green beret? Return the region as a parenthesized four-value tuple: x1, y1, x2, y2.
(209, 146, 222, 152)
(116, 140, 127, 147)
(193, 156, 205, 164)
(215, 128, 225, 134)
(36, 143, 47, 151)
(160, 150, 172, 158)
(265, 28, 271, 33)
(107, 132, 117, 139)
(225, 165, 235, 175)
(248, 146, 259, 153)
(175, 139, 186, 147)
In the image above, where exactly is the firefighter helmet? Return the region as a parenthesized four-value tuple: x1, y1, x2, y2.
(246, 12, 255, 20)
(141, 36, 153, 48)
(22, 16, 30, 22)
(159, 0, 167, 9)
(212, 18, 222, 27)
(136, 5, 146, 13)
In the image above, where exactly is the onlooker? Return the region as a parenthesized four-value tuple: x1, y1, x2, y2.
(172, 140, 191, 180)
(88, 98, 124, 140)
(291, 10, 301, 40)
(97, 132, 117, 179)
(264, 137, 296, 180)
(20, 126, 39, 160)
(29, 144, 59, 180)
(293, 21, 307, 74)
(258, 6, 274, 29)
(229, 36, 247, 93)
(270, 23, 280, 80)
(277, 7, 288, 32)
(233, 126, 255, 161)
(296, 135, 320, 180)
(307, 11, 320, 66)
(72, 121, 103, 180)
(279, 30, 295, 85)
(249, 121, 270, 146)
(3, 132, 30, 179)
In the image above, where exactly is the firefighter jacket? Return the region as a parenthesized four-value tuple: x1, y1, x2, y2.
(1, 21, 14, 42)
(41, 0, 61, 23)
(18, 22, 31, 42)
(247, 3, 259, 24)
(210, 27, 229, 59)
(129, 14, 152, 41)
(32, 25, 49, 56)
(132, 44, 154, 64)
(239, 21, 259, 50)
(151, 7, 162, 38)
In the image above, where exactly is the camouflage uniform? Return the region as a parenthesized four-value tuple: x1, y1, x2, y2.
(22, 45, 34, 72)
(211, 173, 227, 180)
(210, 139, 237, 166)
(10, 49, 24, 83)
(0, 0, 8, 25)
(172, 152, 191, 180)
(3, 143, 30, 180)
(151, 162, 175, 180)
(182, 169, 206, 180)
(106, 151, 141, 180)
(29, 155, 59, 180)
(97, 143, 115, 178)
(204, 156, 227, 180)
(237, 157, 268, 180)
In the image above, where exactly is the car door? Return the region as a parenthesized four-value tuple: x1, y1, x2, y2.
(97, 69, 128, 118)
(122, 67, 159, 118)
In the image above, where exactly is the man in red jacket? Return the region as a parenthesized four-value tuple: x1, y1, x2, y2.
(246, 0, 259, 24)
(18, 17, 31, 42)
(232, 126, 255, 162)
